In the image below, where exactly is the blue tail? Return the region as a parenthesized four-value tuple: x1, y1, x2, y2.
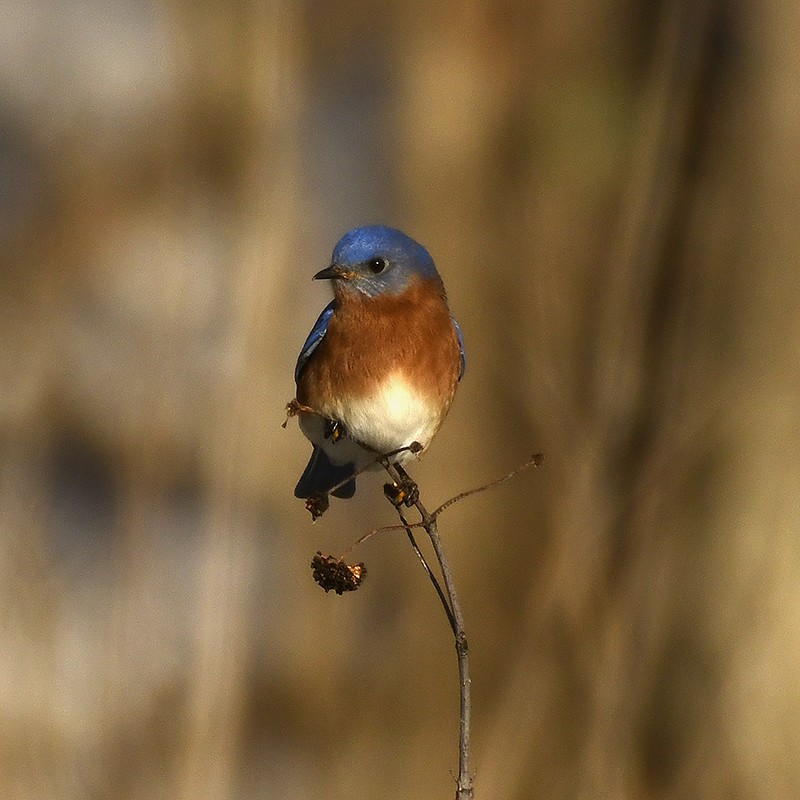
(294, 446, 356, 499)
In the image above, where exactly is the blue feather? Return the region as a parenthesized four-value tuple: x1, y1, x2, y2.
(295, 300, 335, 383)
(294, 446, 356, 499)
(452, 316, 466, 380)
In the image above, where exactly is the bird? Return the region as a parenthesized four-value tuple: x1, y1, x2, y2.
(292, 225, 465, 505)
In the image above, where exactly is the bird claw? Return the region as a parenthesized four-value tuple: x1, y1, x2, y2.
(383, 477, 419, 508)
(324, 418, 345, 443)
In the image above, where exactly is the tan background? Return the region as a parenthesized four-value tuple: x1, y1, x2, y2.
(2, 1, 799, 798)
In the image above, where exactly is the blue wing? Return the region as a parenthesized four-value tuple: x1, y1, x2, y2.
(452, 316, 466, 380)
(295, 300, 336, 383)
(294, 446, 356, 499)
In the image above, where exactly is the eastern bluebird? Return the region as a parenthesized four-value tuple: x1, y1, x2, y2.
(293, 225, 465, 502)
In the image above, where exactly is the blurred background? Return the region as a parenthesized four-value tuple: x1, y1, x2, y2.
(2, 0, 799, 798)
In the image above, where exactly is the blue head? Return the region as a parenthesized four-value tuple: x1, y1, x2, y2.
(314, 226, 441, 298)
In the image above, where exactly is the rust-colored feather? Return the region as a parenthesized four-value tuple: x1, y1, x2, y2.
(297, 275, 461, 446)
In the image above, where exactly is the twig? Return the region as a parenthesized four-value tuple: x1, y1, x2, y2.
(397, 508, 457, 635)
(431, 452, 544, 518)
(325, 442, 422, 498)
(384, 461, 474, 800)
(382, 453, 543, 797)
(293, 398, 543, 797)
(342, 452, 545, 552)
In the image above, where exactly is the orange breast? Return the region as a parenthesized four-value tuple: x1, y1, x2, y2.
(297, 276, 461, 424)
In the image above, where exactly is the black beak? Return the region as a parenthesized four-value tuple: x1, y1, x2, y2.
(313, 264, 344, 281)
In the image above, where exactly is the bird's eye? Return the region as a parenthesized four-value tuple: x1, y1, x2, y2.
(367, 257, 387, 274)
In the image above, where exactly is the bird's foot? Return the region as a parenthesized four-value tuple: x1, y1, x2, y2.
(324, 418, 345, 443)
(383, 467, 419, 508)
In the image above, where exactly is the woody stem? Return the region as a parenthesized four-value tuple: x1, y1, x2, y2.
(385, 463, 474, 800)
(397, 510, 457, 634)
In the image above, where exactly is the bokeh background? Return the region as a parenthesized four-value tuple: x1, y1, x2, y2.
(2, 1, 799, 798)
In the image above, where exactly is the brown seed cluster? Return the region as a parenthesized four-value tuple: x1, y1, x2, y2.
(311, 552, 367, 594)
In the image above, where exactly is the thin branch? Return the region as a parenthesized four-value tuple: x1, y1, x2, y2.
(294, 397, 543, 799)
(397, 508, 457, 635)
(431, 452, 544, 519)
(342, 452, 544, 552)
(325, 442, 421, 498)
(384, 461, 474, 800)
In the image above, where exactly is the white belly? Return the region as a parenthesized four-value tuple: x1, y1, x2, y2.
(300, 373, 440, 469)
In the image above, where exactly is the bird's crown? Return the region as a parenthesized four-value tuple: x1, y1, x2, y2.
(316, 226, 440, 297)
